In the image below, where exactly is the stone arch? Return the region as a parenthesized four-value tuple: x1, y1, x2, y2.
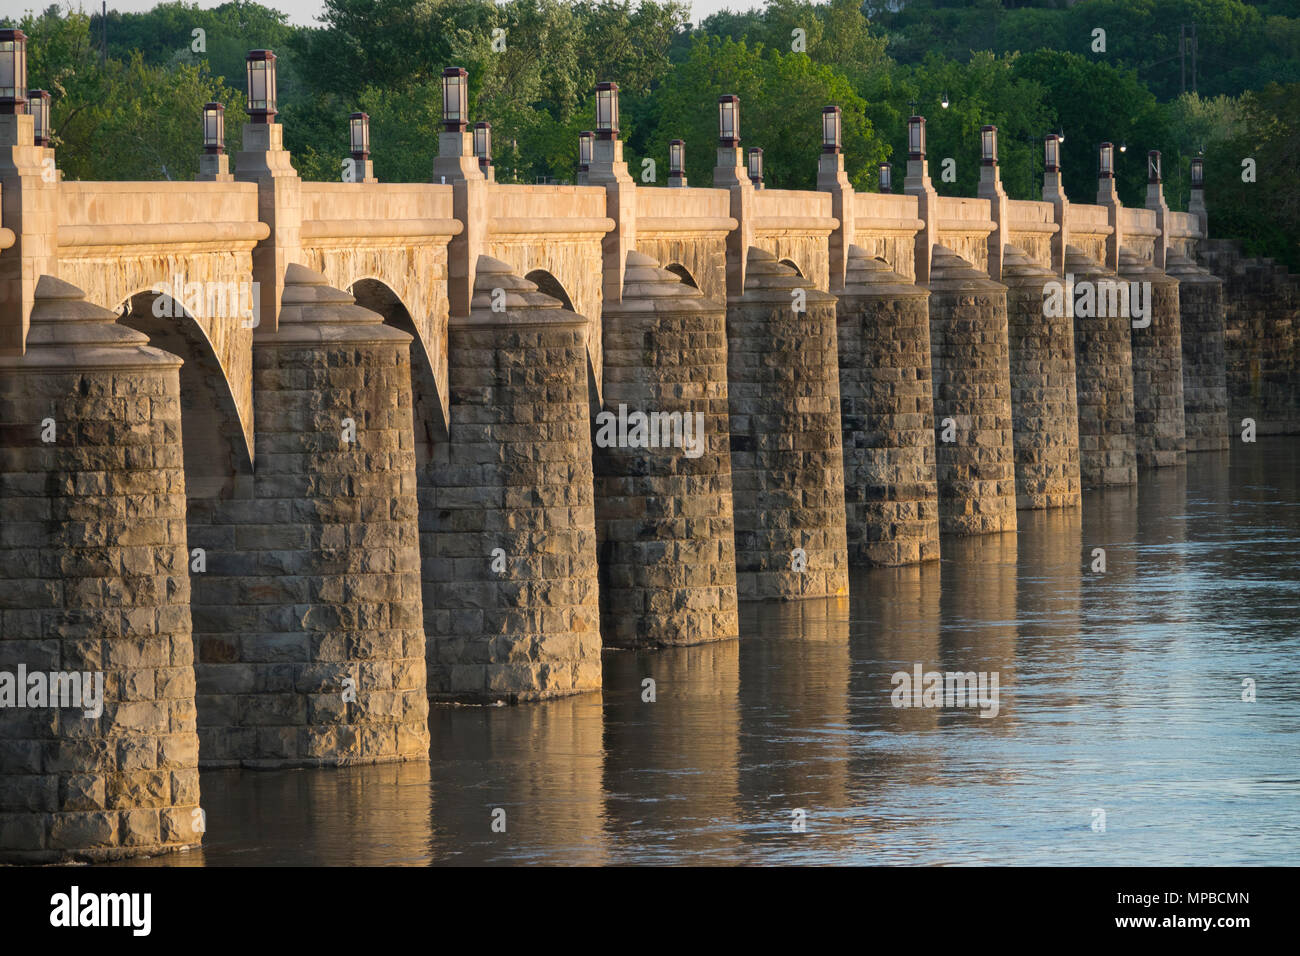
(665, 263, 700, 289)
(523, 270, 599, 417)
(524, 269, 577, 312)
(778, 257, 807, 279)
(351, 277, 447, 453)
(119, 290, 251, 493)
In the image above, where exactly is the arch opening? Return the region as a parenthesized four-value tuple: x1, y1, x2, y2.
(119, 291, 250, 498)
(779, 258, 806, 279)
(524, 269, 576, 312)
(665, 263, 699, 289)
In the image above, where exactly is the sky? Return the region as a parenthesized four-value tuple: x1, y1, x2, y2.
(2, 1, 765, 28)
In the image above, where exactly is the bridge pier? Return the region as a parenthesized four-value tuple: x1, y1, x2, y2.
(1001, 246, 1081, 510)
(727, 249, 849, 598)
(595, 252, 738, 646)
(926, 246, 1017, 535)
(426, 257, 602, 699)
(1120, 249, 1186, 469)
(1166, 252, 1229, 452)
(194, 264, 428, 767)
(1066, 246, 1138, 487)
(0, 276, 201, 862)
(835, 247, 939, 565)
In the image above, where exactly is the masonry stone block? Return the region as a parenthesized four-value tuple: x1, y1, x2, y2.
(926, 246, 1018, 535)
(596, 251, 740, 644)
(1120, 248, 1186, 469)
(1001, 245, 1081, 510)
(834, 247, 939, 566)
(426, 256, 602, 699)
(1065, 245, 1138, 487)
(0, 275, 201, 862)
(192, 264, 428, 767)
(727, 248, 850, 598)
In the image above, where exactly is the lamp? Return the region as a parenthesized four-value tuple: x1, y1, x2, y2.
(29, 88, 50, 146)
(908, 115, 926, 161)
(1044, 133, 1060, 172)
(245, 50, 277, 123)
(349, 111, 369, 161)
(718, 94, 740, 147)
(441, 67, 468, 132)
(821, 105, 841, 154)
(203, 101, 225, 155)
(0, 29, 27, 116)
(595, 82, 619, 140)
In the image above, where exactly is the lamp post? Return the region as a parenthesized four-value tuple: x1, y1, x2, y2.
(1099, 141, 1115, 179)
(718, 94, 740, 148)
(28, 89, 50, 146)
(245, 50, 277, 124)
(821, 105, 841, 154)
(0, 29, 28, 116)
(981, 125, 998, 166)
(878, 161, 892, 194)
(203, 102, 225, 154)
(348, 111, 377, 182)
(197, 100, 233, 181)
(442, 67, 468, 133)
(595, 82, 619, 140)
(668, 138, 686, 187)
(474, 120, 493, 181)
(349, 112, 369, 162)
(747, 146, 763, 189)
(577, 130, 593, 184)
(1147, 149, 1162, 184)
(908, 115, 926, 162)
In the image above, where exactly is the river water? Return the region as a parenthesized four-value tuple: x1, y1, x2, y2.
(117, 439, 1300, 866)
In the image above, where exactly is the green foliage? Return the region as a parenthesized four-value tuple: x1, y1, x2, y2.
(16, 6, 242, 181)
(646, 36, 886, 190)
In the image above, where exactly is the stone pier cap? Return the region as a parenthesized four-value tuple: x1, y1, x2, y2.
(462, 255, 589, 328)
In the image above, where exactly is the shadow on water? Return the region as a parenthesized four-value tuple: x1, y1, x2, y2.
(111, 439, 1300, 865)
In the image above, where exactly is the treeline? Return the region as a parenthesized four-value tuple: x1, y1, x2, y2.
(6, 0, 1299, 266)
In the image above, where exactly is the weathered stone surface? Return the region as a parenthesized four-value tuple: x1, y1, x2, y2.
(835, 247, 939, 566)
(1200, 239, 1300, 436)
(1166, 251, 1229, 452)
(0, 275, 201, 862)
(1120, 248, 1186, 469)
(1001, 245, 1081, 510)
(427, 257, 602, 695)
(596, 251, 739, 645)
(926, 245, 1017, 535)
(192, 264, 428, 767)
(1066, 246, 1137, 487)
(727, 248, 849, 599)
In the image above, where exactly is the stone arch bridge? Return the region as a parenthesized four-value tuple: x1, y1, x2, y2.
(1, 79, 1297, 863)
